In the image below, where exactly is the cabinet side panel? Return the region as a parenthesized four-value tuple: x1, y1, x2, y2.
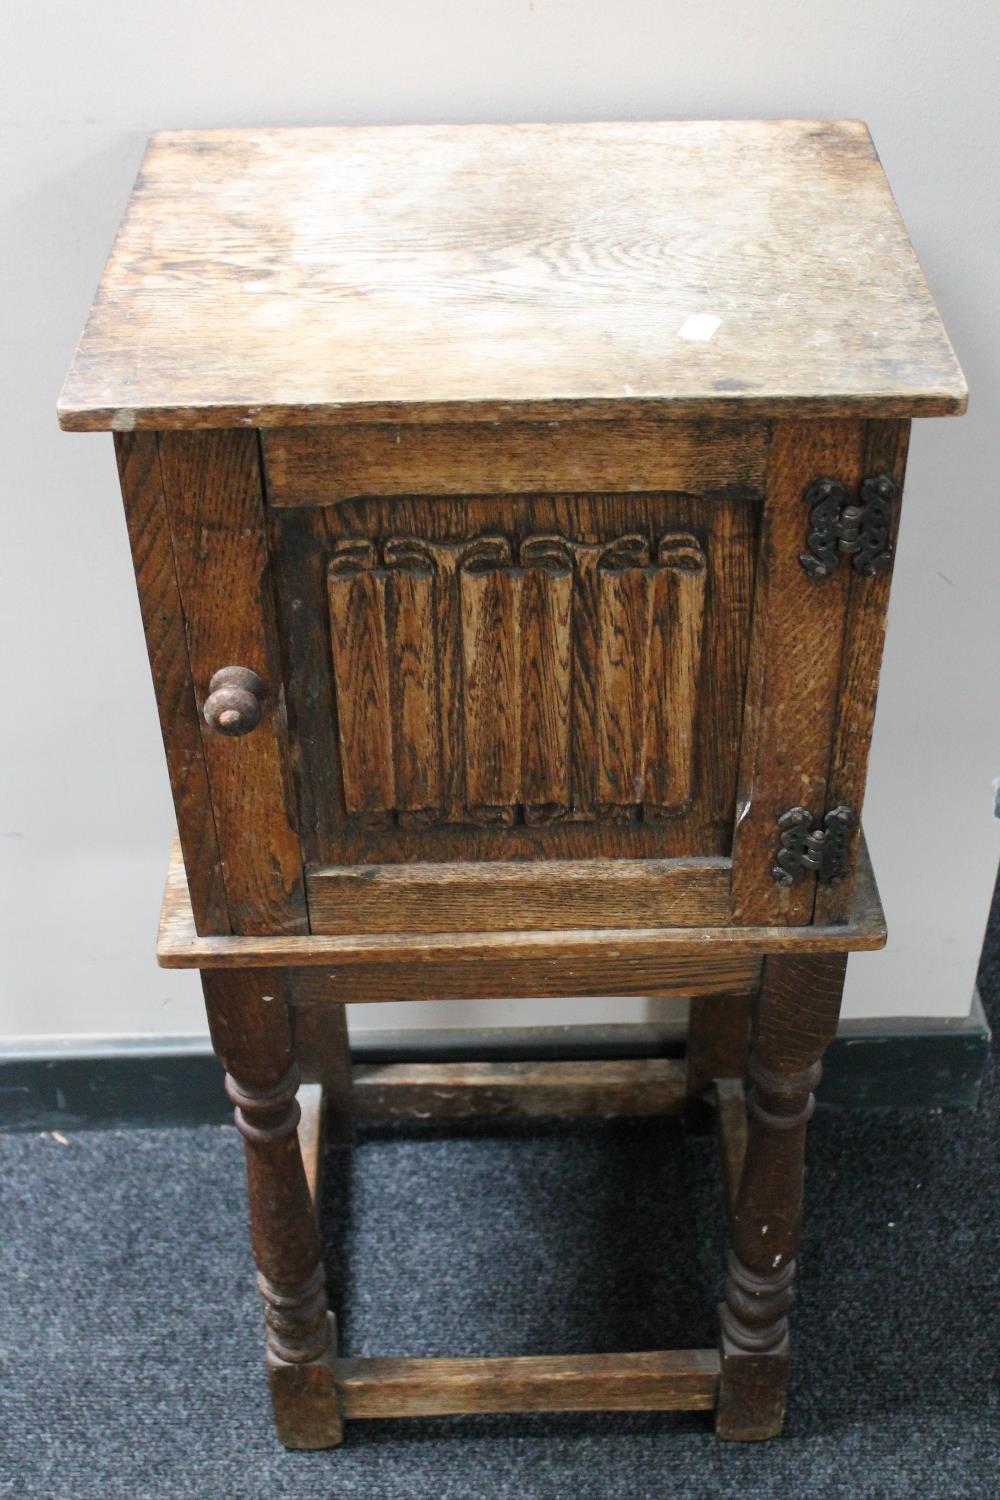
(731, 420, 863, 923)
(114, 431, 230, 934)
(813, 419, 910, 923)
(158, 430, 307, 935)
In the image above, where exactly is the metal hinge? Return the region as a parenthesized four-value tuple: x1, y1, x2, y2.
(800, 474, 897, 581)
(772, 804, 858, 886)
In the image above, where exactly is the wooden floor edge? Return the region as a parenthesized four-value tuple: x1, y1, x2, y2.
(335, 1350, 721, 1418)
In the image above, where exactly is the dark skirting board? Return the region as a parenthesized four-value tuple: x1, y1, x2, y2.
(0, 1003, 989, 1132)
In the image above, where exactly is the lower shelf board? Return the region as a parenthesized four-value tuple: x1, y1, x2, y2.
(335, 1350, 721, 1418)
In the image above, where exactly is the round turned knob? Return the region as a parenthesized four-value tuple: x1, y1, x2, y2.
(203, 667, 265, 737)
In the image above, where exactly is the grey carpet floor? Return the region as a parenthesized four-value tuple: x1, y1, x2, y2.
(2, 898, 998, 1498)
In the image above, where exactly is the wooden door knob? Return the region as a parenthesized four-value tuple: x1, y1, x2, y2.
(203, 666, 265, 736)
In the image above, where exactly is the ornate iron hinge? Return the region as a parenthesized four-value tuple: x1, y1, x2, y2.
(772, 805, 857, 886)
(800, 474, 897, 581)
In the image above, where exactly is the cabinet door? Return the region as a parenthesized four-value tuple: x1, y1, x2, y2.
(131, 418, 904, 939)
(264, 418, 763, 933)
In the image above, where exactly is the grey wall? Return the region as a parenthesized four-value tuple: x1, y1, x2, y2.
(2, 0, 998, 1043)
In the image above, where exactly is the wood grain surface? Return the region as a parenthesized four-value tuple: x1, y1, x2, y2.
(730, 420, 863, 923)
(813, 420, 911, 923)
(280, 952, 761, 1006)
(336, 1350, 720, 1418)
(686, 992, 752, 1099)
(350, 1058, 689, 1120)
(58, 121, 966, 431)
(262, 418, 767, 503)
(113, 432, 229, 932)
(305, 857, 731, 934)
(158, 431, 307, 934)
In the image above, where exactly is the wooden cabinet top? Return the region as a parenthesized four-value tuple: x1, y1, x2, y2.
(58, 119, 966, 432)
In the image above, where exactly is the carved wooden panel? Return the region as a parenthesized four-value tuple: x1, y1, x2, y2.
(270, 488, 759, 867)
(325, 531, 708, 829)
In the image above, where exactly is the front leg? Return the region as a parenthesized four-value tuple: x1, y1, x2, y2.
(203, 968, 343, 1449)
(715, 953, 847, 1440)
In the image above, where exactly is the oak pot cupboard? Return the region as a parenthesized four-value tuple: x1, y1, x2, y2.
(59, 119, 966, 1447)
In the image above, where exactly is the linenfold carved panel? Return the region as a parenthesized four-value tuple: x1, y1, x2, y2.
(327, 533, 707, 827)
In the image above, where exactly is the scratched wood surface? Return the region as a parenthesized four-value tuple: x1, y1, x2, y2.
(350, 1058, 690, 1121)
(58, 121, 966, 432)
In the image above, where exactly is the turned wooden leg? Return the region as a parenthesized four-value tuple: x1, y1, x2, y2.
(715, 953, 847, 1441)
(202, 968, 343, 1450)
